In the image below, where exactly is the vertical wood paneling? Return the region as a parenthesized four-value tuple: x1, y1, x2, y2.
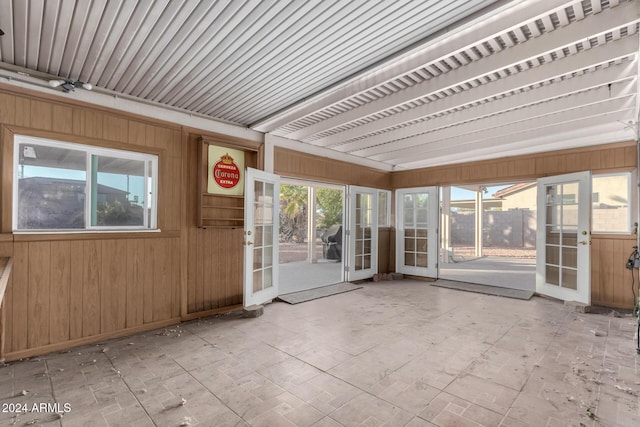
(126, 239, 145, 328)
(203, 230, 212, 311)
(1, 128, 14, 233)
(72, 108, 85, 136)
(0, 88, 186, 360)
(0, 241, 14, 353)
(49, 241, 71, 343)
(30, 100, 53, 130)
(187, 227, 197, 313)
(591, 236, 635, 308)
(143, 239, 155, 324)
(195, 231, 204, 312)
(11, 243, 28, 352)
(14, 97, 30, 127)
(153, 238, 172, 321)
(0, 93, 16, 124)
(69, 241, 84, 340)
(128, 121, 147, 146)
(27, 242, 50, 348)
(103, 115, 128, 143)
(82, 241, 101, 337)
(83, 111, 103, 139)
(52, 104, 73, 134)
(101, 240, 127, 333)
(171, 237, 180, 318)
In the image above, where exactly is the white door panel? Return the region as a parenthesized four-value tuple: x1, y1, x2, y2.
(347, 187, 378, 281)
(244, 168, 280, 307)
(396, 187, 438, 277)
(536, 171, 591, 304)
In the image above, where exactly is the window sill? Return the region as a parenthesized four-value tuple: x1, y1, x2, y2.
(11, 229, 180, 242)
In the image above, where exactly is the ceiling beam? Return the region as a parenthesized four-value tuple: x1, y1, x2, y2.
(378, 96, 635, 163)
(351, 79, 636, 157)
(285, 0, 640, 141)
(313, 36, 638, 150)
(399, 118, 633, 169)
(251, 0, 576, 132)
(332, 61, 637, 153)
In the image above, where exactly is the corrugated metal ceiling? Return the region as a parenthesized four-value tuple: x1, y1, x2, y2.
(0, 0, 499, 125)
(0, 0, 638, 170)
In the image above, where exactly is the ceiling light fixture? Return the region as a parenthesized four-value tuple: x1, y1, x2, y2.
(48, 79, 92, 93)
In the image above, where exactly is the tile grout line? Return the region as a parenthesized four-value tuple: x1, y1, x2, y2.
(100, 343, 158, 427)
(500, 309, 575, 425)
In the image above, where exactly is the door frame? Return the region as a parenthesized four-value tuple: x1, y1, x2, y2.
(346, 186, 378, 281)
(243, 167, 280, 307)
(536, 171, 591, 304)
(395, 186, 439, 278)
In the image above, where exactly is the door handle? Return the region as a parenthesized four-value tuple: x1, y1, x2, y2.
(579, 240, 591, 245)
(243, 240, 253, 246)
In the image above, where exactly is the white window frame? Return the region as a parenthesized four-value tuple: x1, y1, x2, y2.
(591, 171, 632, 235)
(378, 190, 392, 227)
(13, 135, 159, 232)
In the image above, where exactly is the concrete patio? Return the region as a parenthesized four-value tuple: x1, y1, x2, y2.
(0, 279, 638, 427)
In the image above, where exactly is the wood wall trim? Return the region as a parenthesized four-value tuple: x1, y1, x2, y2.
(2, 316, 181, 362)
(180, 304, 243, 322)
(274, 147, 392, 188)
(195, 131, 262, 151)
(4, 125, 165, 156)
(12, 231, 180, 242)
(0, 84, 182, 131)
(391, 141, 637, 188)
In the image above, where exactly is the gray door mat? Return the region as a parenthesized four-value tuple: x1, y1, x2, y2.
(431, 279, 534, 300)
(277, 282, 363, 304)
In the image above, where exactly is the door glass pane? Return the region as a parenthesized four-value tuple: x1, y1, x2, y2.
(562, 268, 577, 290)
(546, 265, 559, 286)
(363, 255, 371, 269)
(544, 181, 582, 290)
(405, 253, 415, 266)
(253, 269, 262, 292)
(263, 267, 273, 288)
(416, 253, 428, 267)
(253, 248, 262, 270)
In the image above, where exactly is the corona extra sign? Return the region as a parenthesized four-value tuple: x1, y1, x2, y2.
(207, 146, 244, 195)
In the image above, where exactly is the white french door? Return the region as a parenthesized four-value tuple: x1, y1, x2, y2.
(396, 187, 439, 277)
(243, 168, 280, 307)
(536, 172, 591, 304)
(347, 186, 378, 281)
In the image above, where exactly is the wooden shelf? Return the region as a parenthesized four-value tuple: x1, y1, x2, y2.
(196, 138, 258, 229)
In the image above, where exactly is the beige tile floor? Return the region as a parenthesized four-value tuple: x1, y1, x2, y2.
(0, 279, 639, 427)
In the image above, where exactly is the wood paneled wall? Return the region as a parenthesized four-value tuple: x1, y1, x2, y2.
(275, 147, 392, 189)
(392, 142, 636, 188)
(183, 132, 256, 315)
(591, 235, 636, 308)
(391, 141, 638, 308)
(0, 85, 189, 360)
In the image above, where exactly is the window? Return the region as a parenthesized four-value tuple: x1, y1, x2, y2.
(14, 135, 158, 231)
(378, 190, 391, 227)
(592, 172, 631, 234)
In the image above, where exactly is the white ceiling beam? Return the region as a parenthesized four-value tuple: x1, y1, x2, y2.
(286, 1, 640, 140)
(251, 0, 579, 132)
(377, 97, 635, 163)
(349, 79, 636, 157)
(399, 119, 633, 169)
(313, 38, 638, 147)
(265, 134, 393, 172)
